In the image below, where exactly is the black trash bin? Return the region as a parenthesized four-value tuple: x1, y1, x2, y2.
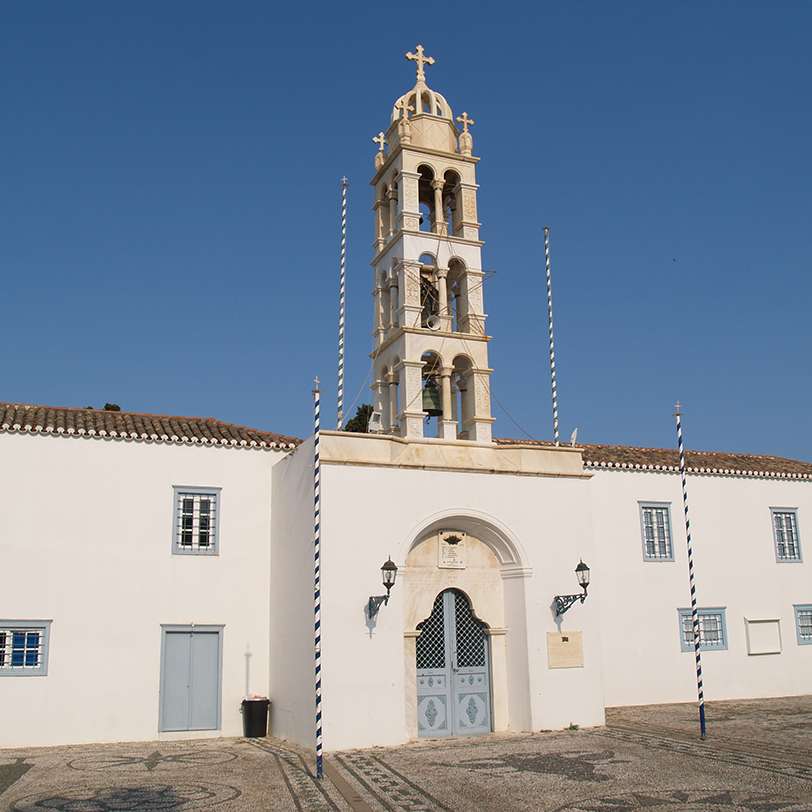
(241, 698, 270, 738)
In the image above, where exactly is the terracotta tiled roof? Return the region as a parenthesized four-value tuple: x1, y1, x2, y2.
(495, 437, 812, 480)
(0, 402, 300, 450)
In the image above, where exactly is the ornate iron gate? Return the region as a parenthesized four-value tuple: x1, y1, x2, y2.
(416, 589, 491, 737)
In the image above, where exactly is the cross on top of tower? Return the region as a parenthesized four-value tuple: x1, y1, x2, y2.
(372, 132, 387, 152)
(456, 112, 475, 133)
(405, 44, 435, 83)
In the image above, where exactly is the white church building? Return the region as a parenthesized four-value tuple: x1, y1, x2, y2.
(2, 47, 810, 753)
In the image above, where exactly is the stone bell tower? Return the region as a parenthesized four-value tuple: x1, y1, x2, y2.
(369, 45, 493, 443)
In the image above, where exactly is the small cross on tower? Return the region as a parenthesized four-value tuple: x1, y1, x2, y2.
(456, 112, 475, 134)
(405, 44, 435, 83)
(372, 132, 387, 152)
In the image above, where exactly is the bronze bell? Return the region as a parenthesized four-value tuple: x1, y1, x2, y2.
(422, 378, 443, 417)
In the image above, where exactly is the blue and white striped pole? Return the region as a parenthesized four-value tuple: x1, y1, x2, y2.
(675, 402, 707, 739)
(337, 177, 348, 430)
(313, 378, 324, 777)
(544, 226, 560, 445)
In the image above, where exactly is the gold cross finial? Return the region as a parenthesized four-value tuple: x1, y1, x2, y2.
(456, 112, 475, 133)
(405, 44, 435, 83)
(372, 132, 387, 152)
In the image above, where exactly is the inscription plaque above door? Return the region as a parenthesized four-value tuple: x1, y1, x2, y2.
(438, 530, 467, 569)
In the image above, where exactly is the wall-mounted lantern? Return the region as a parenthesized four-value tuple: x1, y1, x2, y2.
(554, 560, 590, 616)
(368, 557, 398, 619)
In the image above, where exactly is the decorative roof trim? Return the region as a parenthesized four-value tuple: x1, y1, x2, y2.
(0, 403, 300, 451)
(583, 458, 812, 481)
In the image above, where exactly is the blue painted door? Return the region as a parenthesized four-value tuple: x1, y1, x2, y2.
(416, 590, 491, 737)
(160, 629, 221, 732)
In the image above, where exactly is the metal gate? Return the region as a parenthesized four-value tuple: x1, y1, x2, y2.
(416, 589, 491, 737)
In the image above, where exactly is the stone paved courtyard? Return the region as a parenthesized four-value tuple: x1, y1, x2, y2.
(1, 697, 810, 811)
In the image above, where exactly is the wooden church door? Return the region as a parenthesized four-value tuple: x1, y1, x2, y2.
(416, 589, 491, 737)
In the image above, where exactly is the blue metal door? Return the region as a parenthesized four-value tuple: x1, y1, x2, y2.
(160, 628, 221, 732)
(416, 590, 491, 737)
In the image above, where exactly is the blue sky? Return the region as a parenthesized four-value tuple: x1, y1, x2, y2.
(2, 2, 810, 458)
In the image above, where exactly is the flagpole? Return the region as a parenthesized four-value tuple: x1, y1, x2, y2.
(674, 402, 707, 739)
(313, 378, 324, 777)
(336, 178, 349, 429)
(544, 226, 560, 444)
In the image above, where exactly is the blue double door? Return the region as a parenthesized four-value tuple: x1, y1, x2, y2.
(416, 590, 492, 737)
(160, 627, 222, 732)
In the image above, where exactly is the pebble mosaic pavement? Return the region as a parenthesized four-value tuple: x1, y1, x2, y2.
(0, 697, 809, 811)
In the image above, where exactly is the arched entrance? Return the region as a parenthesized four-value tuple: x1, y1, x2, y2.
(416, 589, 491, 737)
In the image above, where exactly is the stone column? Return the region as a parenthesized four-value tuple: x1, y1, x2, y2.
(388, 276, 399, 328)
(431, 179, 446, 236)
(398, 170, 421, 232)
(373, 277, 385, 345)
(439, 366, 456, 440)
(463, 369, 494, 443)
(460, 269, 485, 335)
(387, 184, 398, 238)
(398, 360, 426, 439)
(373, 198, 386, 252)
(387, 372, 399, 434)
(456, 182, 480, 241)
(397, 260, 423, 330)
(435, 268, 450, 331)
(372, 377, 386, 431)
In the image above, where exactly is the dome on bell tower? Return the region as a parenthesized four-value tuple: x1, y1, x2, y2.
(391, 85, 453, 123)
(387, 45, 459, 154)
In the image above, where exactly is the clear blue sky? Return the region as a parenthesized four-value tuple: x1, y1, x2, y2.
(3, 2, 810, 458)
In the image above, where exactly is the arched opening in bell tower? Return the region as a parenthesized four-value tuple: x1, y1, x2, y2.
(443, 170, 461, 236)
(417, 165, 435, 233)
(420, 351, 443, 436)
(447, 258, 467, 334)
(419, 253, 439, 329)
(452, 354, 475, 439)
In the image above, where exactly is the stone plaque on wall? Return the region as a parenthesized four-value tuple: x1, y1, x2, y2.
(547, 631, 584, 669)
(438, 530, 466, 569)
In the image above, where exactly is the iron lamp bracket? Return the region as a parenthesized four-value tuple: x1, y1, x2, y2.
(368, 588, 392, 619)
(554, 587, 588, 617)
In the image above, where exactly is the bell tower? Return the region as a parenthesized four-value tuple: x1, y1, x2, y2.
(369, 45, 493, 443)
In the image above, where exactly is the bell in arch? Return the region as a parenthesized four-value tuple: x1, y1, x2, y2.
(422, 377, 443, 417)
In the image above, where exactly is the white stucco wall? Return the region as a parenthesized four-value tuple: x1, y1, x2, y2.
(590, 469, 812, 707)
(317, 461, 606, 752)
(0, 432, 282, 748)
(269, 438, 317, 747)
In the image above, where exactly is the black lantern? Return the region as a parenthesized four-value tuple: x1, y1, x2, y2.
(554, 559, 591, 617)
(575, 560, 590, 589)
(369, 557, 399, 619)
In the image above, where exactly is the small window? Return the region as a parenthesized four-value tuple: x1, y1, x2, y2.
(794, 605, 812, 645)
(639, 503, 674, 561)
(173, 488, 220, 555)
(0, 621, 51, 676)
(678, 608, 727, 652)
(772, 509, 801, 561)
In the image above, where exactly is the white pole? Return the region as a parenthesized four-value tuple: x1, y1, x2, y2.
(337, 178, 349, 429)
(544, 226, 560, 444)
(675, 402, 707, 739)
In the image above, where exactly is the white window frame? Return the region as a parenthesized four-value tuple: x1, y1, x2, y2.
(794, 604, 812, 646)
(0, 620, 52, 677)
(678, 607, 728, 652)
(771, 508, 802, 562)
(639, 502, 675, 561)
(172, 487, 221, 556)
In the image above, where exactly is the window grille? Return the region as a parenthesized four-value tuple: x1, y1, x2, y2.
(173, 488, 220, 555)
(0, 621, 51, 676)
(772, 510, 801, 561)
(794, 605, 812, 645)
(640, 503, 673, 560)
(678, 608, 727, 652)
(453, 592, 486, 668)
(416, 593, 445, 669)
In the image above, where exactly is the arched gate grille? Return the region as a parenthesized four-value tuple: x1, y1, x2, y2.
(415, 589, 491, 737)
